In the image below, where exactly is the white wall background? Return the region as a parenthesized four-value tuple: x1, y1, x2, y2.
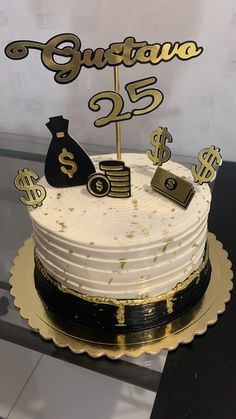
(0, 0, 236, 160)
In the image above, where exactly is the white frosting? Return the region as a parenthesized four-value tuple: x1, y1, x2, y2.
(29, 153, 211, 299)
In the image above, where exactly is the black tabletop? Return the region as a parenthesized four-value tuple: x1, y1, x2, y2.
(151, 161, 236, 419)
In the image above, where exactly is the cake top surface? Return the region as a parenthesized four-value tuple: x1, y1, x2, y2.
(29, 153, 211, 249)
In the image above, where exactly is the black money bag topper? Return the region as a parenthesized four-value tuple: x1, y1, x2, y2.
(45, 115, 95, 187)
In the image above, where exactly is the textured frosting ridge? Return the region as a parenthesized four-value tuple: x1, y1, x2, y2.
(29, 153, 211, 299)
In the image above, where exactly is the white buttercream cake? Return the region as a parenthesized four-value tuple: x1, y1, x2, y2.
(30, 153, 211, 304)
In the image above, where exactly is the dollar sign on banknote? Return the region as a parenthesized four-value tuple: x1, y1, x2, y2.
(147, 127, 173, 166)
(96, 180, 103, 192)
(164, 177, 177, 190)
(14, 168, 46, 208)
(58, 148, 77, 179)
(191, 145, 222, 185)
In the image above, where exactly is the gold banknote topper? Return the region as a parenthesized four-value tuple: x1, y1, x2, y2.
(14, 168, 46, 208)
(151, 167, 195, 209)
(191, 145, 223, 185)
(147, 127, 173, 166)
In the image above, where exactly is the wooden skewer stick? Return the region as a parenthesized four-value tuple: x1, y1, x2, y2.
(114, 66, 121, 160)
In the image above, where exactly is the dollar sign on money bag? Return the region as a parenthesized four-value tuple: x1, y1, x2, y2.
(58, 148, 77, 178)
(191, 145, 222, 185)
(14, 168, 46, 208)
(45, 116, 95, 187)
(147, 127, 173, 166)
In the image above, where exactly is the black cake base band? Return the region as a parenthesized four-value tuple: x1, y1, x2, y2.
(34, 244, 211, 333)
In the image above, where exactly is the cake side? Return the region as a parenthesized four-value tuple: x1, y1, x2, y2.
(29, 153, 211, 299)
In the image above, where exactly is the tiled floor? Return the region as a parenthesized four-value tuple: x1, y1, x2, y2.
(0, 340, 41, 418)
(0, 339, 159, 419)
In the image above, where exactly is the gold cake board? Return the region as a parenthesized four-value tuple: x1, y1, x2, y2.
(10, 233, 233, 359)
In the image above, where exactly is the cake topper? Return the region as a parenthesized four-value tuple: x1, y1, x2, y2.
(151, 167, 195, 209)
(45, 116, 95, 187)
(191, 145, 222, 185)
(5, 34, 204, 162)
(5, 34, 205, 198)
(5, 34, 203, 83)
(147, 127, 173, 166)
(86, 160, 131, 198)
(14, 169, 46, 208)
(88, 76, 164, 128)
(86, 173, 111, 197)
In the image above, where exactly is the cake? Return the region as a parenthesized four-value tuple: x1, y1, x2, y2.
(30, 153, 212, 332)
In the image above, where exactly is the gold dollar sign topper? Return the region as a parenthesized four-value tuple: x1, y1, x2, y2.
(58, 148, 78, 179)
(147, 127, 173, 166)
(14, 168, 46, 208)
(191, 145, 222, 185)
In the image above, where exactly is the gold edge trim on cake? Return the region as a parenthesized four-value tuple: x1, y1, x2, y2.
(34, 242, 209, 308)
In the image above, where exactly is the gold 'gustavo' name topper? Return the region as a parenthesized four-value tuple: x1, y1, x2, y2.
(5, 34, 203, 84)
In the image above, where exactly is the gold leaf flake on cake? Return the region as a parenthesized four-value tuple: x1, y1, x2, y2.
(166, 297, 174, 314)
(125, 233, 133, 238)
(162, 242, 171, 252)
(58, 222, 67, 229)
(119, 258, 127, 269)
(141, 228, 149, 236)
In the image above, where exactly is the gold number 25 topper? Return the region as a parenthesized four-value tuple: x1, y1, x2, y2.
(5, 34, 203, 159)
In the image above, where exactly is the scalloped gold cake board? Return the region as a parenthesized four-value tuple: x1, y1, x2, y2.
(10, 233, 233, 359)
